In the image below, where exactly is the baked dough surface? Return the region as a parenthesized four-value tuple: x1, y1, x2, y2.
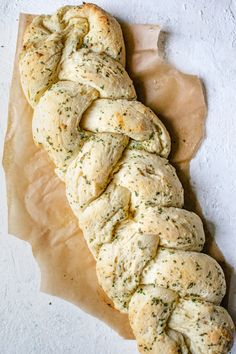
(19, 3, 234, 353)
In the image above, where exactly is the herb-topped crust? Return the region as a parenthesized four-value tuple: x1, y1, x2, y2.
(19, 3, 234, 353)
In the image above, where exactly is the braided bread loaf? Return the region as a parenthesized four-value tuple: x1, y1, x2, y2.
(19, 3, 234, 353)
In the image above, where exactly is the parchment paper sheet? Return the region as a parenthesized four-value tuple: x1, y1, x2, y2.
(3, 14, 210, 339)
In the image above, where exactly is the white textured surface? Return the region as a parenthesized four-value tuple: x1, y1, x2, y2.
(0, 0, 236, 353)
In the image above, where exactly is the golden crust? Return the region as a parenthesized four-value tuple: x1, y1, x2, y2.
(19, 3, 235, 354)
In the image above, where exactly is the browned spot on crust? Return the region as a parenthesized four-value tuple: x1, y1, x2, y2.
(115, 112, 125, 129)
(208, 327, 233, 345)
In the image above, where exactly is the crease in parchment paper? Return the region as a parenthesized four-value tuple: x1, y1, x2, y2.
(4, 14, 226, 339)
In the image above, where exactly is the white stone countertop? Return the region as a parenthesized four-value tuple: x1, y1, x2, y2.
(0, 0, 235, 353)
